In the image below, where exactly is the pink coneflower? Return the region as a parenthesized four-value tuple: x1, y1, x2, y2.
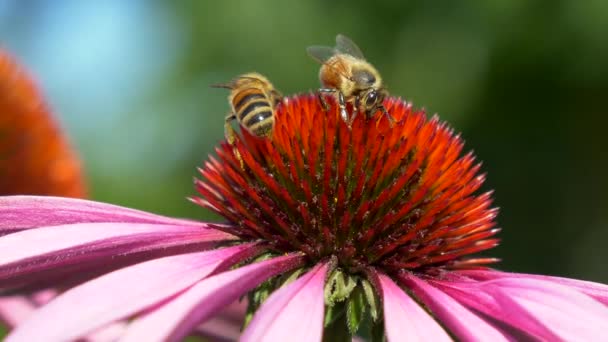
(2, 89, 608, 340)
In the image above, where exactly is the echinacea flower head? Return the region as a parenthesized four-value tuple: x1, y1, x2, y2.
(2, 61, 608, 341)
(0, 51, 86, 198)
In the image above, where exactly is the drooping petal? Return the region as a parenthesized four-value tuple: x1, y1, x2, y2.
(375, 273, 450, 342)
(241, 261, 329, 342)
(481, 278, 608, 341)
(5, 244, 260, 342)
(436, 273, 608, 340)
(120, 253, 306, 342)
(0, 196, 210, 236)
(400, 273, 511, 341)
(458, 269, 608, 305)
(0, 222, 235, 293)
(432, 279, 559, 340)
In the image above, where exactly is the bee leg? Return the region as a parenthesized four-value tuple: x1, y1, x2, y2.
(336, 90, 349, 127)
(348, 97, 360, 129)
(224, 113, 245, 169)
(224, 113, 238, 145)
(317, 89, 332, 112)
(379, 105, 395, 128)
(319, 88, 349, 127)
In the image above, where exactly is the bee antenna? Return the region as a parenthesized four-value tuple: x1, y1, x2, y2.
(210, 83, 233, 89)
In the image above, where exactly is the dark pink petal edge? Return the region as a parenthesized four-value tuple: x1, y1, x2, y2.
(372, 271, 451, 342)
(486, 280, 608, 340)
(432, 279, 559, 340)
(120, 253, 307, 342)
(0, 195, 223, 235)
(435, 271, 608, 340)
(6, 243, 261, 342)
(241, 261, 330, 342)
(0, 222, 235, 293)
(399, 273, 512, 341)
(457, 269, 608, 305)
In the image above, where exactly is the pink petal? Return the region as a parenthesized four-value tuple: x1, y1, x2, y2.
(0, 222, 234, 292)
(481, 278, 608, 341)
(120, 253, 306, 342)
(375, 273, 451, 342)
(0, 294, 130, 342)
(241, 262, 329, 342)
(459, 269, 608, 305)
(0, 296, 36, 327)
(432, 280, 560, 340)
(0, 289, 56, 327)
(85, 321, 129, 342)
(0, 291, 132, 342)
(400, 274, 511, 341)
(30, 289, 56, 305)
(6, 244, 260, 342)
(0, 195, 211, 235)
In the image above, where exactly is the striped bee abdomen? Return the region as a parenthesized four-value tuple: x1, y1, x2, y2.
(223, 73, 282, 139)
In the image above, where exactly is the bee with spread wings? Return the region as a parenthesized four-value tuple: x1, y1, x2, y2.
(307, 34, 395, 128)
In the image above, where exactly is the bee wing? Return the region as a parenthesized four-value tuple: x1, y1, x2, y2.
(211, 74, 264, 89)
(335, 34, 365, 60)
(306, 45, 338, 64)
(307, 45, 355, 82)
(210, 77, 240, 89)
(210, 82, 233, 89)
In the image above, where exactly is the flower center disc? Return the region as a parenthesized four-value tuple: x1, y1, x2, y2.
(195, 94, 499, 275)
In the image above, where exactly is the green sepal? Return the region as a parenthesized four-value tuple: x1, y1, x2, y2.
(281, 267, 305, 286)
(346, 284, 366, 335)
(324, 269, 357, 305)
(361, 278, 379, 321)
(247, 251, 274, 264)
(244, 279, 272, 327)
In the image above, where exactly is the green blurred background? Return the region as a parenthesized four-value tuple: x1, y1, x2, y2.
(1, 0, 607, 305)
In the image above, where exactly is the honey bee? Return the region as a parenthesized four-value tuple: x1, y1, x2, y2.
(307, 34, 394, 128)
(213, 72, 282, 144)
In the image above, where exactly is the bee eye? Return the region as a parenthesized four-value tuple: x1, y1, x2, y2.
(365, 91, 377, 106)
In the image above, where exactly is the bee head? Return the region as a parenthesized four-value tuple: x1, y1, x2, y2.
(361, 87, 387, 117)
